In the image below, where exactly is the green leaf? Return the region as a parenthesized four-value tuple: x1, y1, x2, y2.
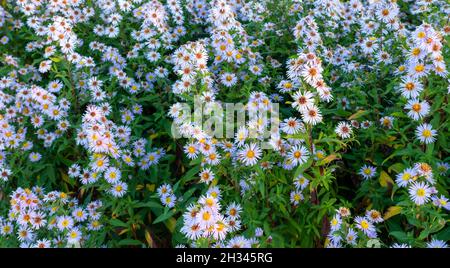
(180, 165, 201, 184)
(110, 218, 128, 228)
(118, 239, 143, 246)
(436, 226, 450, 241)
(390, 231, 408, 242)
(153, 209, 176, 224)
(294, 157, 313, 179)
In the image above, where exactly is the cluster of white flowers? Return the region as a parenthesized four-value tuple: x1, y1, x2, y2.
(0, 187, 103, 248)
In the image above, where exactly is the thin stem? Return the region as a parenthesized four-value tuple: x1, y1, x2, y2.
(64, 55, 79, 113)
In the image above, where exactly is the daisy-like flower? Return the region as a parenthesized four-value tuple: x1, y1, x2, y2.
(226, 236, 252, 248)
(196, 207, 216, 229)
(235, 126, 248, 146)
(294, 175, 309, 190)
(395, 168, 416, 187)
(380, 116, 394, 129)
(184, 143, 199, 159)
(408, 62, 429, 78)
(359, 165, 376, 180)
(110, 181, 128, 198)
(157, 183, 172, 197)
(426, 239, 448, 248)
(29, 152, 41, 162)
(292, 91, 315, 112)
(67, 228, 82, 245)
(405, 99, 430, 120)
(329, 215, 342, 232)
(104, 167, 121, 184)
(161, 194, 176, 208)
(290, 190, 304, 205)
(337, 207, 351, 218)
(414, 162, 434, 184)
(34, 239, 51, 248)
(220, 72, 237, 87)
(432, 195, 450, 210)
(436, 162, 449, 175)
(415, 123, 437, 144)
(38, 60, 52, 73)
(56, 216, 74, 231)
(198, 195, 220, 213)
(335, 122, 353, 139)
(287, 144, 310, 166)
(72, 208, 88, 222)
(181, 222, 202, 241)
(354, 216, 376, 238)
(280, 117, 304, 135)
(238, 143, 262, 166)
(224, 202, 241, 220)
(199, 168, 214, 184)
(212, 219, 228, 241)
(366, 210, 383, 223)
(346, 228, 358, 246)
(361, 120, 372, 129)
(206, 187, 221, 201)
(1, 222, 13, 235)
(408, 181, 431, 205)
(91, 156, 109, 172)
(301, 63, 322, 84)
(301, 105, 322, 125)
(391, 243, 411, 248)
(278, 80, 296, 93)
(398, 77, 423, 99)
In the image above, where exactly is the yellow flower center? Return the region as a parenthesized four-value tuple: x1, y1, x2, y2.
(415, 64, 424, 72)
(205, 198, 214, 207)
(202, 211, 211, 221)
(216, 223, 225, 232)
(402, 173, 411, 181)
(412, 103, 421, 112)
(422, 129, 432, 138)
(417, 31, 426, 39)
(361, 220, 369, 229)
(416, 188, 425, 197)
(405, 82, 414, 90)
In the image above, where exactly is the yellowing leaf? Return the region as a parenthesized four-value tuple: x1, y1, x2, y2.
(163, 217, 177, 233)
(149, 133, 158, 140)
(136, 184, 144, 191)
(61, 171, 70, 184)
(388, 136, 396, 142)
(383, 206, 402, 220)
(388, 163, 405, 174)
(118, 228, 129, 235)
(145, 230, 154, 247)
(49, 57, 61, 63)
(146, 184, 155, 192)
(318, 154, 339, 165)
(348, 110, 367, 120)
(379, 171, 394, 187)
